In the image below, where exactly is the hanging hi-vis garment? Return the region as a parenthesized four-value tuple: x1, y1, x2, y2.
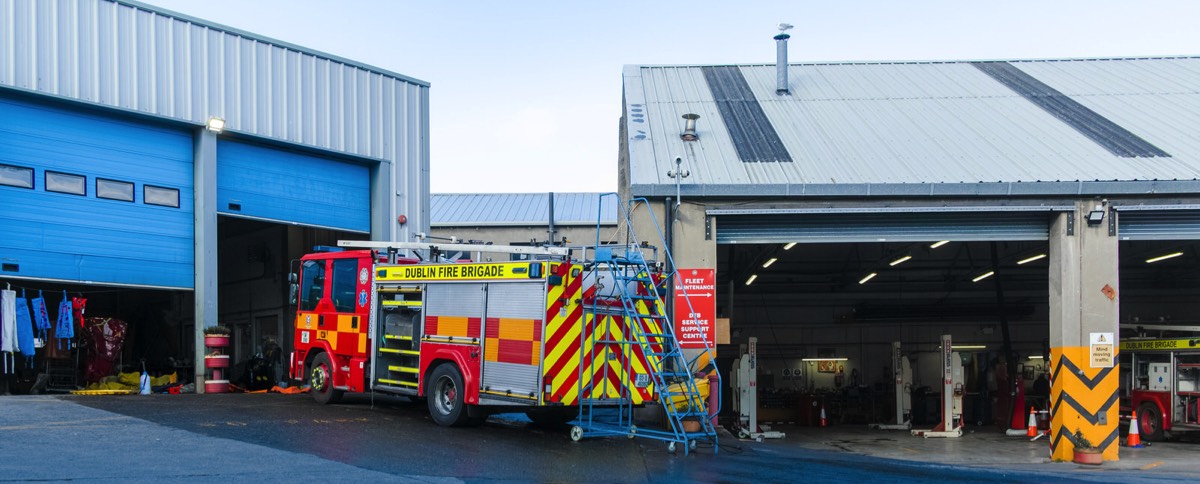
(1, 289, 16, 374)
(15, 290, 36, 365)
(56, 290, 74, 350)
(31, 291, 51, 342)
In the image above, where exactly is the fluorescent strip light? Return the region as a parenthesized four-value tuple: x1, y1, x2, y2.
(889, 255, 912, 266)
(1146, 252, 1184, 264)
(745, 274, 757, 286)
(1028, 356, 1044, 360)
(940, 345, 987, 350)
(972, 271, 995, 282)
(801, 358, 848, 362)
(858, 272, 877, 284)
(1017, 254, 1047, 265)
(783, 242, 797, 250)
(762, 258, 778, 268)
(930, 240, 949, 249)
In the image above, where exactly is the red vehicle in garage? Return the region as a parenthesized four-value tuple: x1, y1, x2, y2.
(1122, 337, 1200, 441)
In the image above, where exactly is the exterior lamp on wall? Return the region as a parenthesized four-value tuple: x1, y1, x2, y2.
(206, 117, 226, 133)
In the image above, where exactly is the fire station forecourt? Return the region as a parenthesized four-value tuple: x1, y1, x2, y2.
(9, 393, 1199, 482)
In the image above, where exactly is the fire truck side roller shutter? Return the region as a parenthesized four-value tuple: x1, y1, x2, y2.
(481, 282, 546, 400)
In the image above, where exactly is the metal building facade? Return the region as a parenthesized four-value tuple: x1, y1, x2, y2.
(0, 0, 430, 240)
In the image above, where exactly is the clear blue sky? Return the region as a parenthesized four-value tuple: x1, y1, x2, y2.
(143, 0, 1199, 194)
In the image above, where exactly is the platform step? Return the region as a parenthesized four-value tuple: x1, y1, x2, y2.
(378, 378, 418, 387)
(384, 334, 413, 341)
(387, 365, 419, 374)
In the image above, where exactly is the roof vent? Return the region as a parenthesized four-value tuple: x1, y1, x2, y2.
(681, 113, 700, 141)
(775, 23, 793, 95)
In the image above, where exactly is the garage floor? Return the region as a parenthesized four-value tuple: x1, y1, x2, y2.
(741, 423, 1198, 477)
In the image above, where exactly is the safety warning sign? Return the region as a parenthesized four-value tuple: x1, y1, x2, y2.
(674, 268, 715, 349)
(1090, 332, 1114, 368)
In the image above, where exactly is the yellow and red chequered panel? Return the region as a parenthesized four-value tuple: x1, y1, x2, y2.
(484, 317, 543, 366)
(425, 315, 481, 339)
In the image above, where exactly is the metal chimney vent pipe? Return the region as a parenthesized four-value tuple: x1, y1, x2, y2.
(681, 113, 700, 141)
(775, 23, 793, 95)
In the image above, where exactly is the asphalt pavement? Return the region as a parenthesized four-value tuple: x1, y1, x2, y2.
(0, 393, 1192, 482)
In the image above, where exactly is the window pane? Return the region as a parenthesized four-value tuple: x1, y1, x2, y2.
(144, 185, 180, 208)
(299, 260, 325, 311)
(97, 179, 134, 202)
(331, 258, 359, 313)
(0, 164, 34, 189)
(46, 171, 86, 195)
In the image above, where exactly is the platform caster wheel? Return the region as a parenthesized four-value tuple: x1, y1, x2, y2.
(570, 425, 583, 442)
(628, 425, 637, 439)
(689, 440, 697, 451)
(738, 427, 750, 439)
(668, 441, 677, 454)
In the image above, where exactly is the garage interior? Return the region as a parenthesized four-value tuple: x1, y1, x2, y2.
(714, 229, 1200, 429)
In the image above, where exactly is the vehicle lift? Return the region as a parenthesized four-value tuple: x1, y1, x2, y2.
(732, 337, 785, 441)
(912, 334, 964, 438)
(871, 342, 912, 430)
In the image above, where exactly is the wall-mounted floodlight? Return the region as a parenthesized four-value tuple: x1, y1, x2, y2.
(972, 271, 995, 282)
(1086, 208, 1105, 225)
(858, 272, 877, 284)
(762, 258, 778, 268)
(206, 117, 226, 133)
(745, 274, 758, 285)
(1017, 254, 1047, 265)
(1146, 252, 1183, 264)
(783, 242, 797, 250)
(930, 240, 949, 249)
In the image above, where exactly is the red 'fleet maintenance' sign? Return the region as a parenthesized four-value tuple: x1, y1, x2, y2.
(674, 268, 715, 349)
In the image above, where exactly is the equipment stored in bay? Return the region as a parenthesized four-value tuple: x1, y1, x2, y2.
(288, 234, 719, 453)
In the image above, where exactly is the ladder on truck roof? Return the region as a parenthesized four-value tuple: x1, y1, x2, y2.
(337, 240, 570, 260)
(569, 194, 719, 455)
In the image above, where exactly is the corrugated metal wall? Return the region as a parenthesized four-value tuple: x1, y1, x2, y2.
(0, 0, 430, 240)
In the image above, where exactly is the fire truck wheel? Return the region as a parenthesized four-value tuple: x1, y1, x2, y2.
(309, 352, 344, 405)
(1138, 402, 1164, 442)
(428, 363, 470, 427)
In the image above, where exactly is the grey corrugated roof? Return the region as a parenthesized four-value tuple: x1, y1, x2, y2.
(624, 57, 1200, 197)
(431, 193, 618, 226)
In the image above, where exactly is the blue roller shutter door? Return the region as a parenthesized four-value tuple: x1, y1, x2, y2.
(0, 95, 194, 288)
(216, 140, 370, 233)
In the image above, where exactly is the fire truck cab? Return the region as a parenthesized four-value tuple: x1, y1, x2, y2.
(1122, 337, 1200, 441)
(289, 241, 660, 426)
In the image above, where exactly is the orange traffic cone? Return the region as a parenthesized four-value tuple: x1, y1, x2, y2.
(1127, 414, 1143, 448)
(820, 405, 827, 427)
(1026, 407, 1037, 437)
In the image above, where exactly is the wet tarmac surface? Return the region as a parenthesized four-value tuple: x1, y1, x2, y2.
(1, 393, 1191, 482)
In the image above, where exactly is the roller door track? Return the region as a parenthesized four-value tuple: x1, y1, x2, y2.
(713, 208, 1059, 244)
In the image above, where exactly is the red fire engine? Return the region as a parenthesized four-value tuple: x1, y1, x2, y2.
(288, 241, 679, 429)
(1122, 337, 1200, 441)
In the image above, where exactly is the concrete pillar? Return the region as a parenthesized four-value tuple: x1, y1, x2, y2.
(629, 198, 717, 364)
(1048, 200, 1119, 461)
(193, 129, 218, 393)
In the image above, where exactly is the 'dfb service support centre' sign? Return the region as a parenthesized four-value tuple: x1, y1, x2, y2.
(674, 268, 715, 349)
